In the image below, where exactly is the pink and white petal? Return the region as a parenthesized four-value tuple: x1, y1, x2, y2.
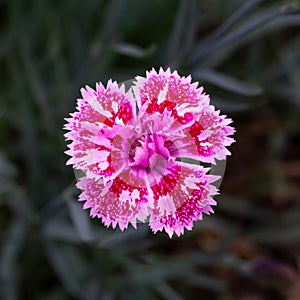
(185, 105, 236, 163)
(149, 162, 219, 238)
(133, 67, 209, 124)
(89, 80, 136, 124)
(77, 175, 150, 230)
(64, 81, 137, 178)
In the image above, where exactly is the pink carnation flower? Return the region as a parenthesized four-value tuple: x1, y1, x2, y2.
(64, 68, 235, 237)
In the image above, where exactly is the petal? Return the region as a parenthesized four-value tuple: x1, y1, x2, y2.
(77, 176, 149, 230)
(185, 105, 236, 163)
(64, 81, 136, 179)
(133, 67, 209, 124)
(149, 162, 219, 238)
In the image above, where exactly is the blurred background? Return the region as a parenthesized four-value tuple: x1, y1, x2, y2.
(1, 0, 300, 299)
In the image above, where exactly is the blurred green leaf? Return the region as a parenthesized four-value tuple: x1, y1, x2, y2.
(126, 264, 184, 284)
(262, 13, 300, 29)
(112, 43, 155, 58)
(0, 220, 27, 300)
(121, 286, 156, 300)
(101, 0, 132, 41)
(166, 0, 197, 67)
(0, 153, 17, 179)
(205, 0, 264, 42)
(211, 97, 262, 112)
(154, 281, 184, 300)
(19, 37, 53, 132)
(43, 240, 85, 299)
(43, 220, 81, 244)
(188, 5, 300, 65)
(65, 190, 94, 243)
(98, 224, 149, 248)
(180, 271, 226, 291)
(193, 69, 262, 96)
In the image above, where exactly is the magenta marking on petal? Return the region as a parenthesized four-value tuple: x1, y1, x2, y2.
(64, 81, 137, 180)
(77, 176, 149, 230)
(148, 162, 219, 237)
(134, 67, 210, 125)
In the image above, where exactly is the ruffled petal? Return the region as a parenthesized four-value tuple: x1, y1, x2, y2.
(64, 81, 135, 180)
(149, 162, 219, 238)
(77, 175, 149, 230)
(133, 67, 209, 125)
(185, 105, 236, 163)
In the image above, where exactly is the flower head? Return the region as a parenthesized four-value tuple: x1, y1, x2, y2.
(64, 68, 235, 237)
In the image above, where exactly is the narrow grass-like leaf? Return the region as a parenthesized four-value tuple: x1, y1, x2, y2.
(43, 240, 84, 299)
(7, 57, 42, 204)
(65, 190, 94, 242)
(126, 265, 186, 284)
(193, 69, 262, 96)
(19, 38, 53, 132)
(166, 0, 188, 65)
(10, 189, 32, 218)
(0, 153, 17, 178)
(71, 0, 131, 99)
(154, 281, 184, 300)
(211, 98, 260, 112)
(121, 286, 155, 300)
(188, 6, 299, 65)
(262, 13, 300, 30)
(166, 0, 198, 67)
(206, 0, 264, 42)
(101, 0, 131, 41)
(43, 220, 81, 244)
(112, 43, 154, 58)
(187, 252, 220, 267)
(180, 271, 227, 291)
(0, 155, 32, 217)
(0, 220, 26, 300)
(98, 225, 149, 248)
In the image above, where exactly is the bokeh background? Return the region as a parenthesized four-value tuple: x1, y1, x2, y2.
(1, 0, 300, 299)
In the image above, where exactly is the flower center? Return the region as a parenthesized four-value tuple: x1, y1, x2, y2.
(129, 133, 170, 173)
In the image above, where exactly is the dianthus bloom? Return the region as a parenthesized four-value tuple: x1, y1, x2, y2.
(64, 68, 235, 237)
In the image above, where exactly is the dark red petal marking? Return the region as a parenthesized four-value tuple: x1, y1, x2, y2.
(150, 165, 181, 201)
(109, 176, 148, 203)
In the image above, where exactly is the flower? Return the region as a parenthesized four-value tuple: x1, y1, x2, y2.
(64, 68, 235, 237)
